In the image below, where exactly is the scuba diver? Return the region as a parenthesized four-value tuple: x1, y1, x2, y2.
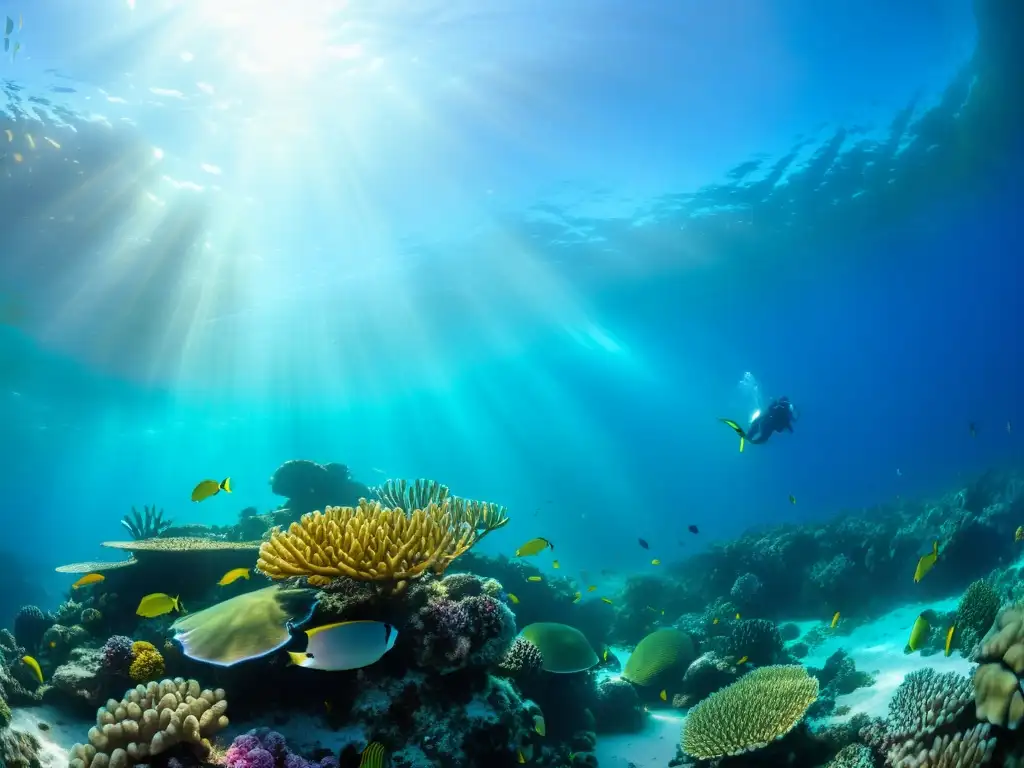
(719, 395, 797, 452)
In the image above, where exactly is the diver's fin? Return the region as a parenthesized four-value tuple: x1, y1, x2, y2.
(719, 418, 746, 437)
(739, 437, 745, 453)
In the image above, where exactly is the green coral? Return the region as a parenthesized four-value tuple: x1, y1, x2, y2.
(681, 665, 819, 759)
(956, 579, 1001, 650)
(826, 744, 873, 768)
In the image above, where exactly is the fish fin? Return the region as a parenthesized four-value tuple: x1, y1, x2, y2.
(287, 651, 306, 667)
(221, 477, 232, 493)
(305, 620, 370, 637)
(739, 436, 745, 453)
(720, 418, 746, 437)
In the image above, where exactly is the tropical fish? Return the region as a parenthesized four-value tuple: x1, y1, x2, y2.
(712, 618, 719, 625)
(21, 655, 42, 683)
(970, 421, 977, 438)
(288, 620, 398, 671)
(601, 597, 613, 605)
(573, 592, 581, 603)
(587, 585, 597, 592)
(533, 714, 545, 736)
(651, 559, 661, 566)
(515, 538, 553, 557)
(136, 593, 182, 618)
(789, 494, 797, 504)
(659, 689, 667, 701)
(945, 624, 956, 657)
(72, 573, 105, 589)
(517, 749, 526, 764)
(735, 612, 741, 620)
(191, 477, 232, 503)
(908, 614, 929, 652)
(359, 742, 385, 768)
(688, 525, 699, 534)
(25, 134, 34, 150)
(218, 568, 250, 586)
(831, 611, 840, 629)
(638, 538, 649, 549)
(527, 576, 542, 583)
(552, 560, 560, 569)
(913, 541, 939, 583)
(507, 593, 520, 604)
(1016, 526, 1023, 543)
(4, 129, 10, 142)
(602, 648, 609, 662)
(12, 41, 20, 61)
(718, 418, 747, 452)
(736, 655, 748, 665)
(4, 16, 12, 36)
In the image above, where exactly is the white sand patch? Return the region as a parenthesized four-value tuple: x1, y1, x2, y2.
(594, 710, 684, 767)
(10, 705, 93, 768)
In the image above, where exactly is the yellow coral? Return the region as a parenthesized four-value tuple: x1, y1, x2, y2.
(129, 641, 165, 682)
(681, 665, 819, 759)
(256, 498, 509, 588)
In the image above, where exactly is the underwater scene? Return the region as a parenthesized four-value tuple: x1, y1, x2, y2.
(1, 0, 1024, 767)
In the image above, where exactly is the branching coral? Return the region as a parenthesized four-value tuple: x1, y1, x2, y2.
(120, 505, 172, 540)
(497, 637, 543, 677)
(373, 478, 451, 512)
(68, 678, 228, 768)
(680, 665, 819, 760)
(128, 642, 164, 683)
(256, 499, 508, 589)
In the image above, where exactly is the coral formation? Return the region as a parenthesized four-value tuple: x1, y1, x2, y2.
(727, 619, 784, 665)
(729, 572, 763, 608)
(270, 459, 371, 519)
(257, 499, 508, 588)
(120, 505, 172, 540)
(680, 665, 819, 760)
(827, 743, 875, 768)
(101, 636, 135, 675)
(225, 728, 338, 768)
(373, 478, 451, 512)
(518, 623, 599, 673)
(621, 628, 696, 686)
(593, 678, 644, 733)
(67, 678, 228, 768)
(673, 651, 741, 708)
(974, 604, 1024, 727)
(496, 637, 544, 677)
(0, 727, 41, 768)
(128, 641, 164, 682)
(51, 647, 106, 705)
(13, 606, 51, 652)
(956, 580, 1001, 651)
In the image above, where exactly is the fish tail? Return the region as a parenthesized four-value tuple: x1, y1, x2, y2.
(287, 651, 305, 667)
(220, 477, 232, 493)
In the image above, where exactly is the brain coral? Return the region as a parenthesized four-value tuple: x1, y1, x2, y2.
(622, 628, 696, 686)
(519, 623, 598, 674)
(680, 665, 818, 760)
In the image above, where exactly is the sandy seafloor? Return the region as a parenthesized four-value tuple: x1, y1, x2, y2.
(11, 596, 974, 768)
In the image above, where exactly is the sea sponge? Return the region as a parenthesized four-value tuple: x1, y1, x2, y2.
(956, 580, 1001, 649)
(129, 642, 164, 682)
(680, 665, 819, 759)
(622, 628, 697, 686)
(974, 605, 1024, 727)
(256, 499, 508, 588)
(67, 677, 228, 768)
(519, 623, 598, 674)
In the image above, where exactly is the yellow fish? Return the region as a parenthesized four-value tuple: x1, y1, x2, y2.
(587, 585, 597, 592)
(601, 597, 613, 605)
(507, 593, 520, 604)
(573, 592, 581, 603)
(908, 614, 930, 652)
(44, 137, 61, 149)
(1016, 526, 1023, 543)
(136, 593, 182, 618)
(736, 655, 748, 665)
(552, 560, 560, 569)
(191, 477, 232, 503)
(602, 648, 609, 662)
(25, 134, 34, 150)
(712, 617, 719, 625)
(533, 714, 546, 736)
(359, 742, 385, 768)
(735, 612, 741, 620)
(719, 418, 747, 453)
(13, 152, 22, 163)
(831, 611, 840, 629)
(659, 689, 667, 701)
(527, 576, 542, 583)
(788, 494, 796, 504)
(4, 129, 11, 142)
(517, 749, 526, 764)
(913, 540, 939, 583)
(515, 537, 553, 557)
(651, 559, 661, 566)
(21, 655, 42, 683)
(945, 624, 956, 657)
(72, 573, 105, 589)
(218, 568, 250, 586)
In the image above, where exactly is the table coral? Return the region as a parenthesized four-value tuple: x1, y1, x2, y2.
(68, 677, 228, 768)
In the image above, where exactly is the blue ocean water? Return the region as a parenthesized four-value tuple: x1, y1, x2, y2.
(0, 0, 1019, 629)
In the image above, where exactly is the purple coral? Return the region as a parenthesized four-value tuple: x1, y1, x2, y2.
(100, 635, 134, 675)
(225, 729, 336, 768)
(409, 593, 516, 672)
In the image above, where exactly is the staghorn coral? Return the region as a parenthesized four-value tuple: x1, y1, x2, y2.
(956, 580, 1001, 652)
(373, 478, 451, 512)
(974, 604, 1024, 727)
(680, 665, 819, 760)
(128, 642, 164, 682)
(256, 499, 508, 588)
(496, 637, 543, 677)
(67, 677, 228, 768)
(622, 628, 697, 686)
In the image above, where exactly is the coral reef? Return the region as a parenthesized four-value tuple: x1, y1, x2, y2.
(518, 623, 599, 673)
(680, 665, 819, 760)
(128, 641, 164, 682)
(727, 619, 784, 665)
(621, 628, 697, 688)
(0, 728, 41, 768)
(225, 728, 337, 768)
(68, 678, 228, 768)
(13, 606, 51, 653)
(120, 505, 172, 540)
(956, 579, 1001, 652)
(270, 460, 371, 520)
(373, 478, 451, 512)
(50, 647, 106, 706)
(808, 649, 875, 718)
(101, 636, 135, 676)
(593, 678, 644, 733)
(673, 651, 741, 708)
(496, 637, 544, 677)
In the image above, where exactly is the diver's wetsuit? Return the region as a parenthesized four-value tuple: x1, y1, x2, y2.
(745, 397, 796, 445)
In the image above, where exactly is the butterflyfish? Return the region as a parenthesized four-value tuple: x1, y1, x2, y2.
(136, 593, 182, 618)
(587, 585, 597, 592)
(831, 611, 840, 629)
(192, 477, 232, 502)
(651, 559, 661, 566)
(533, 714, 546, 736)
(1016, 526, 1023, 543)
(21, 655, 42, 683)
(945, 624, 956, 657)
(719, 418, 746, 452)
(515, 537, 553, 557)
(218, 567, 250, 586)
(72, 573, 105, 589)
(573, 592, 581, 603)
(913, 540, 939, 583)
(659, 689, 667, 701)
(359, 742, 385, 768)
(908, 614, 930, 652)
(789, 494, 797, 504)
(736, 655, 748, 665)
(527, 576, 542, 582)
(601, 597, 613, 605)
(552, 560, 560, 569)
(288, 620, 398, 671)
(507, 593, 520, 604)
